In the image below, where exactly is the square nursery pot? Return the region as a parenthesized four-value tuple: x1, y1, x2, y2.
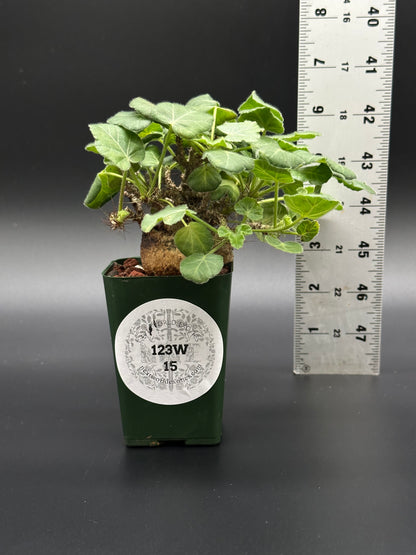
(103, 259, 232, 446)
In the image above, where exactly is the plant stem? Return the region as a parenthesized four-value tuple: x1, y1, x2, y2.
(210, 106, 218, 141)
(209, 238, 227, 255)
(118, 171, 127, 212)
(189, 140, 204, 152)
(258, 185, 278, 197)
(188, 213, 218, 234)
(258, 196, 284, 204)
(273, 181, 279, 227)
(149, 126, 172, 194)
(255, 216, 303, 235)
(129, 169, 147, 196)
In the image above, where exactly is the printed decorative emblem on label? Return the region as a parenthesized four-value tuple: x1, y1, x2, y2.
(114, 298, 224, 405)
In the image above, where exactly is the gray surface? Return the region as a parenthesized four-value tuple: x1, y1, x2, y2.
(2, 295, 416, 555)
(2, 0, 416, 553)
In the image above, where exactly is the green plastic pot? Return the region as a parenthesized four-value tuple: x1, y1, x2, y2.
(103, 259, 232, 446)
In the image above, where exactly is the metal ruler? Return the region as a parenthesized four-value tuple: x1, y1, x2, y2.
(294, 0, 395, 374)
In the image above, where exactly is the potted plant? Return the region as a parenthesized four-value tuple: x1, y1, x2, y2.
(84, 91, 373, 446)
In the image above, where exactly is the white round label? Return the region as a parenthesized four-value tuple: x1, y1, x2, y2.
(114, 298, 224, 405)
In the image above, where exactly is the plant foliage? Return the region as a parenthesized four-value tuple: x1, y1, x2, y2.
(85, 91, 373, 284)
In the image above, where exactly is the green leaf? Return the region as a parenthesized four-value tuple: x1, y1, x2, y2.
(326, 159, 356, 181)
(83, 165, 122, 209)
(141, 204, 192, 233)
(238, 91, 284, 133)
(88, 123, 145, 171)
(187, 164, 222, 192)
(342, 178, 376, 195)
(107, 111, 151, 133)
(274, 138, 308, 152)
(260, 201, 289, 226)
(264, 235, 303, 253)
(296, 220, 320, 241)
(85, 142, 99, 154)
(174, 222, 214, 256)
(284, 193, 341, 218)
(139, 122, 164, 142)
(281, 131, 320, 142)
(153, 102, 213, 139)
(203, 149, 255, 172)
(218, 224, 253, 249)
(129, 96, 157, 119)
(252, 159, 294, 184)
(217, 121, 262, 143)
(141, 145, 161, 168)
(211, 106, 237, 125)
(180, 253, 224, 284)
(210, 179, 240, 202)
(186, 94, 219, 110)
(239, 107, 284, 134)
(327, 159, 376, 194)
(239, 91, 282, 115)
(234, 197, 263, 221)
(291, 163, 333, 187)
(197, 136, 232, 149)
(255, 137, 321, 169)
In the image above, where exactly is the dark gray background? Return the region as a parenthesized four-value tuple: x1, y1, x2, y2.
(1, 1, 415, 554)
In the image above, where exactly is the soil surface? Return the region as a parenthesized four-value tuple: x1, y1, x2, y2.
(107, 258, 230, 278)
(107, 258, 147, 278)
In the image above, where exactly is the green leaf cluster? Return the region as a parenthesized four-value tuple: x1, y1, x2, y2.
(84, 91, 373, 284)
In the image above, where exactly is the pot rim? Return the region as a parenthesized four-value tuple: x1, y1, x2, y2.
(102, 258, 233, 280)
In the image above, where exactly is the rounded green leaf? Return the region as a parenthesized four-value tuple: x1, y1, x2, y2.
(83, 165, 122, 209)
(291, 163, 333, 187)
(153, 102, 213, 139)
(281, 131, 320, 141)
(234, 197, 264, 221)
(253, 159, 294, 184)
(343, 179, 376, 195)
(218, 224, 252, 249)
(238, 91, 284, 121)
(239, 107, 284, 134)
(129, 97, 157, 119)
(141, 204, 191, 233)
(274, 138, 308, 152)
(326, 159, 356, 181)
(141, 145, 161, 168)
(174, 222, 214, 256)
(203, 150, 254, 172)
(284, 193, 341, 218)
(210, 179, 240, 202)
(187, 164, 222, 192)
(211, 106, 237, 125)
(107, 111, 151, 133)
(88, 123, 145, 171)
(180, 253, 224, 284)
(264, 235, 303, 253)
(255, 137, 321, 169)
(296, 220, 320, 242)
(186, 94, 219, 110)
(139, 122, 164, 142)
(238, 91, 284, 133)
(217, 121, 262, 143)
(197, 137, 232, 149)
